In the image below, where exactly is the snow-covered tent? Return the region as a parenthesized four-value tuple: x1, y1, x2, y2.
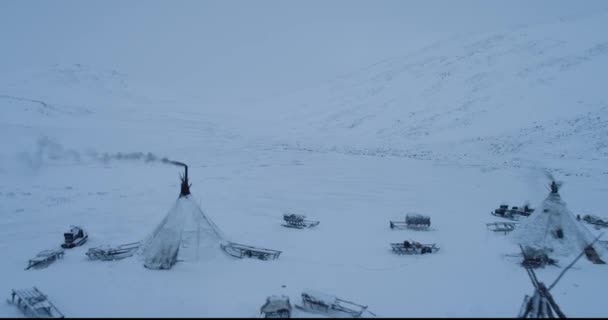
(139, 174, 227, 270)
(510, 182, 605, 263)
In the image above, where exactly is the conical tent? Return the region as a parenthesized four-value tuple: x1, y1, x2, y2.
(178, 196, 227, 262)
(139, 195, 227, 270)
(511, 184, 605, 261)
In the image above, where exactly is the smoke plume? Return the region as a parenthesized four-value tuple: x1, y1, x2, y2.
(19, 136, 186, 170)
(88, 150, 186, 168)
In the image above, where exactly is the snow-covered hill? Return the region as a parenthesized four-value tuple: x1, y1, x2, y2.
(248, 11, 608, 175)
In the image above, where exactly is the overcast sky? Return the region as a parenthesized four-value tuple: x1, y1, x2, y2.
(2, 0, 608, 106)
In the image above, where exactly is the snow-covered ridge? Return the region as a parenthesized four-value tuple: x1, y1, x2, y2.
(250, 11, 608, 172)
(0, 63, 162, 116)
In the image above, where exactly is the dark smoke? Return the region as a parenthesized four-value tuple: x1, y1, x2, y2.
(89, 151, 186, 168)
(20, 136, 186, 169)
(18, 136, 81, 169)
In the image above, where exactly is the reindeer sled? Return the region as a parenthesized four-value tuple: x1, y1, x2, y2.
(86, 242, 141, 261)
(581, 214, 608, 228)
(221, 242, 281, 261)
(7, 287, 64, 318)
(486, 222, 518, 234)
(282, 213, 320, 229)
(492, 204, 534, 221)
(390, 213, 431, 230)
(295, 290, 374, 318)
(520, 245, 558, 269)
(25, 249, 65, 270)
(390, 240, 439, 255)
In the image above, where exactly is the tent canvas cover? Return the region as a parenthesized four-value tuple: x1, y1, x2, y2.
(510, 185, 606, 261)
(139, 195, 227, 270)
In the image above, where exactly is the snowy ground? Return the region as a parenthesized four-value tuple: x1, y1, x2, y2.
(1, 4, 608, 318)
(1, 111, 607, 317)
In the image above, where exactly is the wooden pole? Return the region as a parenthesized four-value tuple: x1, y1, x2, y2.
(549, 233, 604, 291)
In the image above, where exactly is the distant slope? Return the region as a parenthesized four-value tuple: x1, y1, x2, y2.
(252, 11, 608, 173)
(0, 64, 137, 106)
(0, 64, 248, 174)
(2, 12, 607, 175)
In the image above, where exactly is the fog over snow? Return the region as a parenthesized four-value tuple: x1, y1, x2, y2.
(1, 0, 608, 317)
(3, 0, 608, 105)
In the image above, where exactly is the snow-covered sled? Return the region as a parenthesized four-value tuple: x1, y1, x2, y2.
(260, 295, 292, 318)
(25, 249, 65, 270)
(492, 204, 534, 221)
(295, 290, 374, 318)
(520, 245, 557, 268)
(390, 241, 439, 255)
(7, 287, 64, 318)
(221, 242, 281, 260)
(282, 213, 320, 229)
(581, 214, 608, 228)
(390, 213, 431, 230)
(60, 226, 88, 249)
(514, 204, 535, 216)
(492, 204, 515, 220)
(486, 222, 518, 234)
(86, 242, 140, 261)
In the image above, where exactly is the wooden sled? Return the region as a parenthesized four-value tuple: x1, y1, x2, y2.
(491, 204, 533, 221)
(390, 241, 439, 255)
(295, 290, 374, 318)
(582, 215, 608, 228)
(7, 287, 64, 318)
(390, 213, 431, 230)
(282, 213, 320, 229)
(221, 242, 281, 260)
(86, 242, 141, 261)
(486, 222, 518, 234)
(25, 250, 65, 270)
